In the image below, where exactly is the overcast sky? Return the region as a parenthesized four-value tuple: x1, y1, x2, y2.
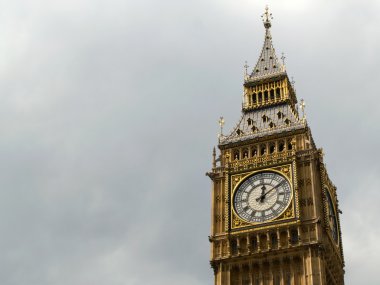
(0, 0, 379, 284)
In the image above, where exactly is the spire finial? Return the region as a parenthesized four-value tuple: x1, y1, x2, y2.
(218, 116, 225, 135)
(244, 61, 249, 80)
(212, 147, 216, 168)
(281, 52, 286, 71)
(300, 99, 306, 121)
(218, 116, 225, 142)
(281, 52, 286, 65)
(261, 5, 273, 29)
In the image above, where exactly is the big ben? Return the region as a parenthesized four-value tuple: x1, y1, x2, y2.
(207, 7, 345, 285)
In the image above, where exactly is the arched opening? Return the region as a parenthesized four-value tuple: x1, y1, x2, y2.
(270, 89, 275, 100)
(279, 141, 285, 152)
(264, 90, 269, 101)
(233, 150, 240, 160)
(250, 236, 258, 251)
(287, 140, 293, 150)
(276, 88, 281, 99)
(258, 92, 263, 103)
(291, 229, 299, 245)
(260, 144, 266, 156)
(271, 233, 278, 249)
(251, 146, 258, 157)
(230, 239, 238, 255)
(269, 143, 276, 154)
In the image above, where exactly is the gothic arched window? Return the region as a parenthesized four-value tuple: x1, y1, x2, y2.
(276, 88, 281, 99)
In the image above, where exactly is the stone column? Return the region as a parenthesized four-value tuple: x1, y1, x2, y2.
(247, 234, 251, 254)
(226, 264, 231, 285)
(259, 263, 263, 285)
(238, 264, 243, 285)
(249, 262, 253, 285)
(290, 258, 295, 285)
(257, 234, 261, 252)
(297, 226, 301, 245)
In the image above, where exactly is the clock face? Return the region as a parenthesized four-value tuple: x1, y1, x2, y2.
(233, 171, 292, 223)
(326, 189, 339, 244)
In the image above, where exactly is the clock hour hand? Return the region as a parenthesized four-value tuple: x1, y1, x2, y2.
(256, 181, 284, 202)
(256, 185, 267, 203)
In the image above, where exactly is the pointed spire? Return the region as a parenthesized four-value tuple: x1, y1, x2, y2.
(247, 6, 286, 82)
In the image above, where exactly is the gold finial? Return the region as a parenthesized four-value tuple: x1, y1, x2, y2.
(218, 116, 225, 135)
(261, 5, 273, 29)
(280, 52, 286, 72)
(212, 147, 216, 168)
(281, 52, 286, 65)
(244, 61, 249, 79)
(218, 116, 225, 143)
(300, 99, 306, 121)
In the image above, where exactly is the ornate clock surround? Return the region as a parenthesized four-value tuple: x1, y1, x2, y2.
(225, 157, 300, 232)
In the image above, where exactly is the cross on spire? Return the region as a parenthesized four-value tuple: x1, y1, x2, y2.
(261, 5, 273, 29)
(244, 61, 249, 76)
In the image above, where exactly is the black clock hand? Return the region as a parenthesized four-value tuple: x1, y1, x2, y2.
(256, 181, 285, 202)
(256, 186, 267, 203)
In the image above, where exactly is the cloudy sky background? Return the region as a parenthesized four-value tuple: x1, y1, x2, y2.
(0, 0, 379, 284)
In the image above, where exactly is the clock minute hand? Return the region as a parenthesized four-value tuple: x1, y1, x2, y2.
(259, 181, 285, 200)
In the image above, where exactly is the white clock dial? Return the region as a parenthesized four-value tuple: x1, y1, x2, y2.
(233, 171, 292, 223)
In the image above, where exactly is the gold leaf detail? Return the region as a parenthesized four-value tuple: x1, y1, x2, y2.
(281, 166, 290, 173)
(284, 208, 293, 218)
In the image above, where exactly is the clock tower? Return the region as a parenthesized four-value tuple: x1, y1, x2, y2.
(207, 7, 345, 285)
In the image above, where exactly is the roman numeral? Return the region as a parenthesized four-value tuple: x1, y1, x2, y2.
(276, 180, 285, 188)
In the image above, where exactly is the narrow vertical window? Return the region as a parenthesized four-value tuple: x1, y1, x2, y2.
(276, 88, 281, 99)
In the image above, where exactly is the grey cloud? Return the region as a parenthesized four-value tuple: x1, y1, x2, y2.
(0, 0, 378, 284)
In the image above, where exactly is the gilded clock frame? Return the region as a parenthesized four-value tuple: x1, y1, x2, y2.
(227, 162, 299, 231)
(231, 168, 293, 224)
